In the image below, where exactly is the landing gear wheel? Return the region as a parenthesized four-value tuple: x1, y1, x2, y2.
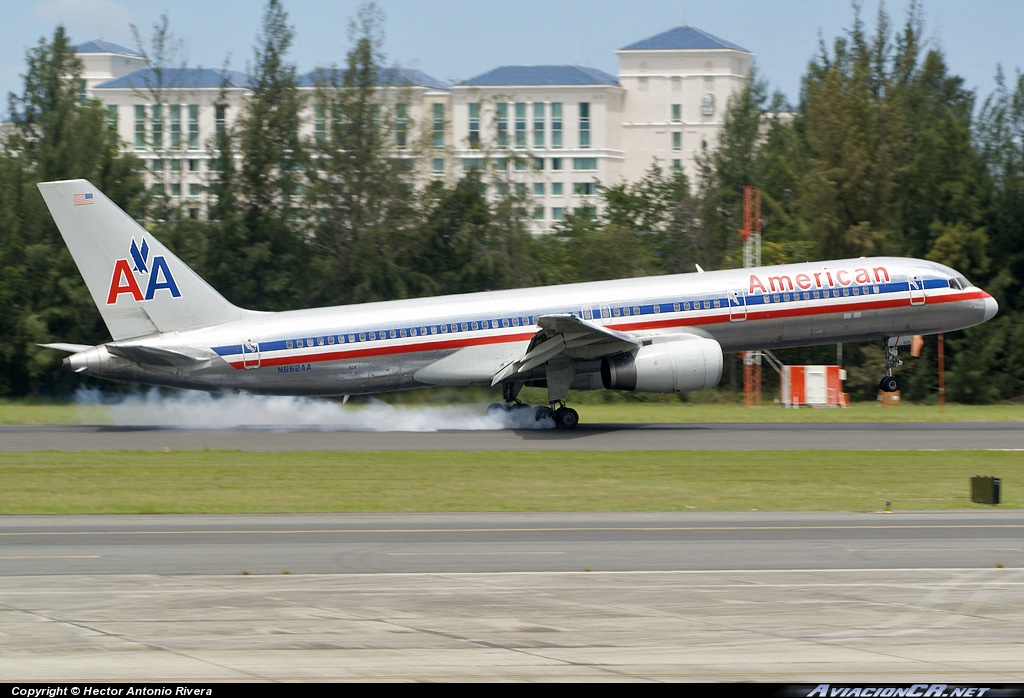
(534, 406, 555, 423)
(486, 402, 508, 416)
(879, 375, 900, 393)
(553, 406, 579, 430)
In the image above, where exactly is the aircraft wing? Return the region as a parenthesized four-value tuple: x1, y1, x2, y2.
(491, 314, 640, 385)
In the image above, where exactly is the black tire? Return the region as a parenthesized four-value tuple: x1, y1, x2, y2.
(486, 402, 508, 416)
(879, 376, 900, 393)
(534, 406, 555, 422)
(554, 407, 579, 430)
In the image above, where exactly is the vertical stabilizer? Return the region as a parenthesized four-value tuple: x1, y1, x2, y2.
(38, 179, 250, 340)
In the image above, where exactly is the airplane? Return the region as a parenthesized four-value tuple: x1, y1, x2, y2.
(38, 179, 998, 429)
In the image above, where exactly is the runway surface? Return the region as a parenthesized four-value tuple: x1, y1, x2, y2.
(3, 423, 1022, 682)
(3, 420, 1023, 451)
(2, 512, 1023, 682)
(2, 512, 1023, 576)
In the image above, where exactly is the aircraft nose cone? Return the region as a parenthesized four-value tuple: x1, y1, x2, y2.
(984, 295, 999, 322)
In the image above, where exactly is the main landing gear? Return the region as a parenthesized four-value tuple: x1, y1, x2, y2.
(878, 338, 903, 393)
(488, 383, 580, 430)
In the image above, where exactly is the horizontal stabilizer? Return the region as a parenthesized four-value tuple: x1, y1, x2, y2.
(106, 343, 215, 367)
(39, 343, 92, 354)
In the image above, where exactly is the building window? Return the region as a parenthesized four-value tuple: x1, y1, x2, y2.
(672, 159, 682, 171)
(573, 182, 596, 196)
(533, 182, 545, 196)
(578, 102, 590, 149)
(468, 103, 480, 148)
(432, 103, 444, 149)
(552, 207, 564, 221)
(151, 159, 163, 173)
(151, 105, 163, 149)
(573, 158, 597, 171)
(551, 102, 562, 149)
(215, 105, 227, 135)
(551, 182, 563, 196)
(106, 105, 118, 131)
(533, 207, 544, 221)
(514, 102, 526, 148)
(533, 102, 545, 148)
(395, 103, 408, 149)
(432, 158, 444, 174)
(496, 102, 508, 149)
(551, 158, 563, 171)
(170, 159, 181, 172)
(534, 157, 544, 171)
(463, 158, 484, 171)
(170, 183, 181, 197)
(672, 132, 682, 151)
(188, 183, 202, 196)
(314, 105, 327, 143)
(134, 105, 146, 150)
(671, 104, 681, 123)
(188, 105, 199, 150)
(170, 105, 181, 148)
(189, 159, 200, 172)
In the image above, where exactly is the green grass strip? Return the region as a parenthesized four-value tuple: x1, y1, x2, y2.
(0, 450, 1019, 514)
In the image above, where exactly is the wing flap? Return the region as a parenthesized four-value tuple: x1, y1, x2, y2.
(491, 314, 640, 385)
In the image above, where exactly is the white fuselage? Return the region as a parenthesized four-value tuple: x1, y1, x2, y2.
(69, 256, 997, 397)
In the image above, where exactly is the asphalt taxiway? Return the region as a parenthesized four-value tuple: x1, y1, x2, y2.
(2, 512, 1023, 682)
(2, 420, 1023, 451)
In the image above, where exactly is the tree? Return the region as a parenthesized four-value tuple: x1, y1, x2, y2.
(303, 2, 422, 305)
(1, 27, 143, 396)
(225, 0, 312, 310)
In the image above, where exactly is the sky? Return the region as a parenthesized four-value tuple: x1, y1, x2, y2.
(3, 0, 1023, 110)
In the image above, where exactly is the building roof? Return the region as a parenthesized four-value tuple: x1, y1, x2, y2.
(76, 40, 143, 57)
(620, 26, 749, 53)
(461, 65, 619, 87)
(94, 68, 252, 90)
(300, 68, 449, 91)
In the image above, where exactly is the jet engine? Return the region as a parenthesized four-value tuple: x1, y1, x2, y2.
(601, 337, 723, 393)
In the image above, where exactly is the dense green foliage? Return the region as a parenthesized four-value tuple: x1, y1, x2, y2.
(1, 2, 1021, 402)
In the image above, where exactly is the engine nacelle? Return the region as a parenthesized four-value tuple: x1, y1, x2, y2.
(601, 337, 723, 393)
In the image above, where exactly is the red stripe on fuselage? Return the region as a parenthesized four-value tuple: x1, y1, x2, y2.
(223, 290, 989, 370)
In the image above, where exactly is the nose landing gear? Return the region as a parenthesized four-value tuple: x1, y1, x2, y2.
(879, 338, 904, 393)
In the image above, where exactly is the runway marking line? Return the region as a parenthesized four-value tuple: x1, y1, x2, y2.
(386, 551, 567, 556)
(1, 523, 1023, 536)
(0, 555, 100, 560)
(846, 547, 1021, 552)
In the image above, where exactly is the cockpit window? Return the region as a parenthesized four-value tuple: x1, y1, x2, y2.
(948, 276, 971, 290)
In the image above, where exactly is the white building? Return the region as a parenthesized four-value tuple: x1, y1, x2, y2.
(78, 26, 753, 228)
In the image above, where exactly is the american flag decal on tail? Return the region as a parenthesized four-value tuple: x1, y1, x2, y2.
(73, 192, 94, 206)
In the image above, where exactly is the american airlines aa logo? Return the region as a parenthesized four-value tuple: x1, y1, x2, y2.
(105, 237, 181, 304)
